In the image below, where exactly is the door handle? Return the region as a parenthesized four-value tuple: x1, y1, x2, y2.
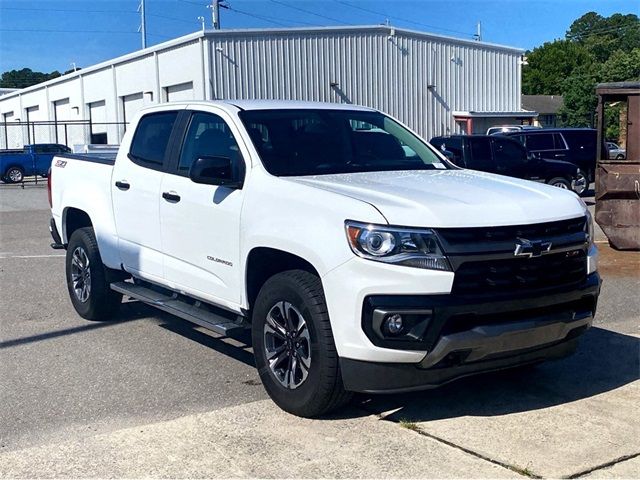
(162, 191, 181, 203)
(115, 180, 130, 190)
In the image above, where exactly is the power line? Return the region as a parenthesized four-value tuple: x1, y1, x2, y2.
(566, 23, 638, 40)
(332, 0, 473, 37)
(269, 0, 350, 25)
(0, 6, 138, 14)
(177, 0, 206, 5)
(0, 28, 172, 39)
(147, 12, 197, 25)
(226, 6, 293, 27)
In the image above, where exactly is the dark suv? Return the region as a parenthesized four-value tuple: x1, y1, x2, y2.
(430, 134, 582, 193)
(500, 128, 597, 192)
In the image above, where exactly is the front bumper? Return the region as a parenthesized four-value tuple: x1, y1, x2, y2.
(340, 336, 581, 394)
(340, 272, 600, 393)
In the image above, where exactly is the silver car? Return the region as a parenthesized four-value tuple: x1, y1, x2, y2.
(606, 142, 626, 160)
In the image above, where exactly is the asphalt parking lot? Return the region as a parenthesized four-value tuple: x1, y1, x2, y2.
(0, 184, 638, 478)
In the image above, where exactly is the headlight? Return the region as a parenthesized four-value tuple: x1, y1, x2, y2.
(345, 221, 451, 271)
(585, 209, 594, 247)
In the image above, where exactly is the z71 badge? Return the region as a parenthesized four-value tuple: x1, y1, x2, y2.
(55, 160, 67, 168)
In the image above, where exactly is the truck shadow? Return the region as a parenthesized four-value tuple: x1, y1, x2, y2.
(342, 327, 639, 421)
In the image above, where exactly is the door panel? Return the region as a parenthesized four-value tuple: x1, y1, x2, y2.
(160, 111, 245, 304)
(112, 111, 179, 281)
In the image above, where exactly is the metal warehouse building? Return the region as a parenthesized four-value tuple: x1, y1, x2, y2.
(0, 25, 536, 149)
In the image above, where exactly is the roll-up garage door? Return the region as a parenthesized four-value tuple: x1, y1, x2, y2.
(122, 93, 144, 126)
(165, 82, 194, 102)
(89, 100, 107, 144)
(53, 98, 72, 144)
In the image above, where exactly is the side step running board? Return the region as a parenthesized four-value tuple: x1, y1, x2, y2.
(110, 281, 248, 336)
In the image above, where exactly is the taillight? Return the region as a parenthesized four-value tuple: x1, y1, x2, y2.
(47, 168, 52, 207)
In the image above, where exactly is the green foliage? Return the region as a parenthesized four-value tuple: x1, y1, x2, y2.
(0, 68, 63, 89)
(522, 41, 592, 95)
(523, 11, 640, 130)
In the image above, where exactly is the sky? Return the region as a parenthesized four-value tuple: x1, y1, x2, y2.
(0, 0, 636, 73)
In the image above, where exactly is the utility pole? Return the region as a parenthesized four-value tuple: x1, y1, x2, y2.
(207, 0, 228, 30)
(138, 0, 147, 48)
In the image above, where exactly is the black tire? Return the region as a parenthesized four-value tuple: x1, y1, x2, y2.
(66, 227, 122, 321)
(252, 270, 352, 417)
(547, 177, 571, 190)
(4, 166, 24, 183)
(574, 168, 589, 196)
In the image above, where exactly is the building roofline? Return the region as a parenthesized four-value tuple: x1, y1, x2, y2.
(201, 25, 525, 53)
(0, 25, 524, 103)
(0, 30, 207, 101)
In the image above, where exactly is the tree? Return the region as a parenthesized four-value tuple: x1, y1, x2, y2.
(0, 68, 62, 89)
(522, 40, 593, 95)
(523, 12, 640, 129)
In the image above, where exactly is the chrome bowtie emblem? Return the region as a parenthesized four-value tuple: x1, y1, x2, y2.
(514, 238, 552, 258)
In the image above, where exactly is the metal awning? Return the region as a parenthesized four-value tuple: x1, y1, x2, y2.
(453, 110, 538, 118)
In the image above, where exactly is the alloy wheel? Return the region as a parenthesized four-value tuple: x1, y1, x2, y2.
(7, 168, 23, 183)
(263, 301, 311, 389)
(70, 246, 91, 303)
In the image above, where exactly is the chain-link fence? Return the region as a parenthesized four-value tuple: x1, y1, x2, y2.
(0, 120, 127, 150)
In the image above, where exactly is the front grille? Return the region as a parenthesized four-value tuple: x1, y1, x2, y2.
(438, 217, 587, 250)
(452, 249, 587, 295)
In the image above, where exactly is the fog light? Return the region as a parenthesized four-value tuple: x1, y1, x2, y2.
(385, 313, 404, 335)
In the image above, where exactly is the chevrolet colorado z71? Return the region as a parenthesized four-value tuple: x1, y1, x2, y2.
(49, 101, 600, 417)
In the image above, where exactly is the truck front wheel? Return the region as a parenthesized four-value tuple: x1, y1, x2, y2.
(252, 270, 352, 417)
(65, 227, 122, 321)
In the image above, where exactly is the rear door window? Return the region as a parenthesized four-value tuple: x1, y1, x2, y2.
(553, 133, 568, 150)
(492, 137, 527, 169)
(467, 137, 495, 172)
(129, 111, 179, 170)
(525, 133, 555, 151)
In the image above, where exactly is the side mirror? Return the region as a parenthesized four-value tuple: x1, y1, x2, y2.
(189, 156, 243, 188)
(527, 151, 540, 161)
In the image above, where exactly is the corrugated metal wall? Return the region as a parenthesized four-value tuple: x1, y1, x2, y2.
(207, 28, 522, 140)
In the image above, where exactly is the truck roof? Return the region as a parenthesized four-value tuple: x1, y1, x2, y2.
(139, 99, 377, 113)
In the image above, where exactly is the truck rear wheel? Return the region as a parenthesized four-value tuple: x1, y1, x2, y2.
(252, 270, 352, 417)
(66, 227, 122, 321)
(4, 166, 24, 183)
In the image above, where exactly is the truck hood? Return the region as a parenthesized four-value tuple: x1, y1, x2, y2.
(287, 170, 586, 228)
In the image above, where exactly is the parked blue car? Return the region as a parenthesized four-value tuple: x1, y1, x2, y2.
(0, 144, 71, 183)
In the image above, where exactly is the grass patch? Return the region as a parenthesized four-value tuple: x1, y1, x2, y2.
(398, 418, 420, 432)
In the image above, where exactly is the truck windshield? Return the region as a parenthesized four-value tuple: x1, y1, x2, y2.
(239, 109, 449, 176)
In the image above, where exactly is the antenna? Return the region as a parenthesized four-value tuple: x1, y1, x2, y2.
(198, 16, 206, 32)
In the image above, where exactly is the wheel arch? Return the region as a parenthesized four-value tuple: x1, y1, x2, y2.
(63, 207, 93, 244)
(245, 247, 321, 312)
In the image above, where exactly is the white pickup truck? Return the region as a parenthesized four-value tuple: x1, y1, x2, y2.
(49, 100, 601, 417)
